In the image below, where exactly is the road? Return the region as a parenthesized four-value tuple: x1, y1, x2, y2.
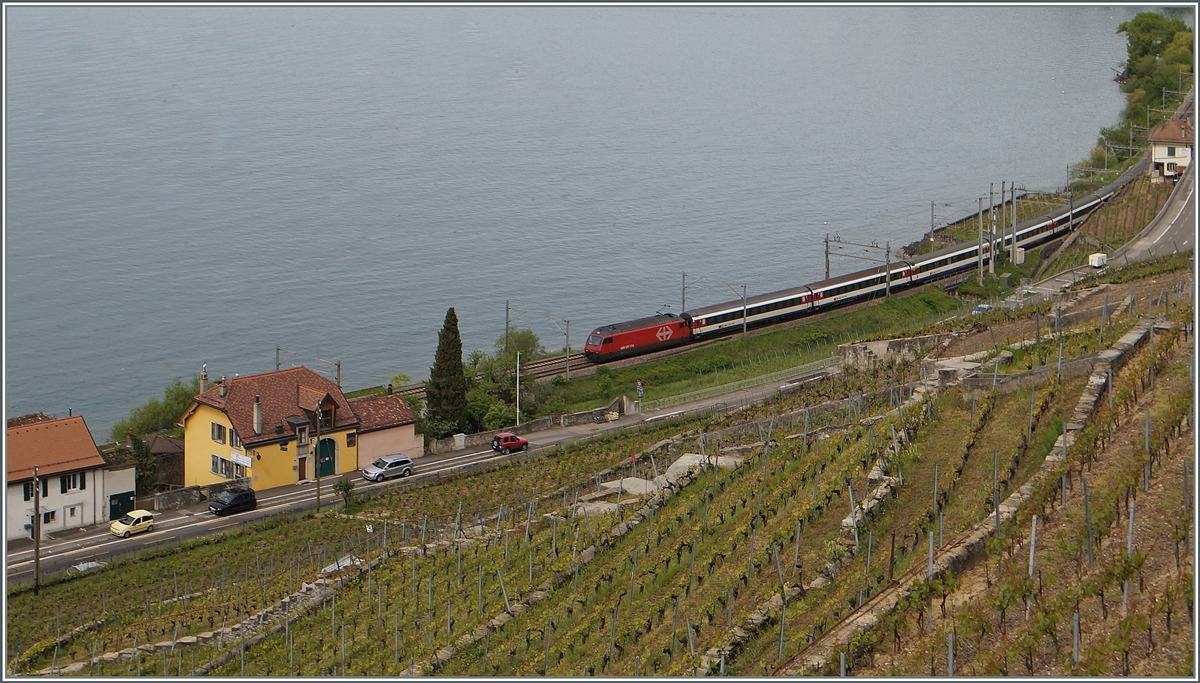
(1017, 164, 1194, 300)
(6, 361, 836, 585)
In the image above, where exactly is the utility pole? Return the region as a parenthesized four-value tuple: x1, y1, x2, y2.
(33, 465, 41, 595)
(1067, 165, 1074, 230)
(682, 272, 687, 314)
(1000, 181, 1006, 250)
(564, 320, 570, 382)
(505, 300, 510, 355)
(314, 406, 322, 513)
(885, 242, 891, 296)
(1011, 182, 1017, 254)
(276, 345, 281, 371)
(516, 352, 521, 426)
(335, 360, 341, 389)
(930, 200, 935, 244)
(989, 183, 996, 275)
(741, 285, 748, 338)
(978, 197, 984, 285)
(824, 234, 830, 280)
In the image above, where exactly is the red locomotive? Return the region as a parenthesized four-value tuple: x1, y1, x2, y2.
(583, 313, 691, 362)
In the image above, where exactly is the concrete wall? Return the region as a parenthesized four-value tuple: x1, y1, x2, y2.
(561, 397, 626, 427)
(838, 334, 952, 372)
(961, 353, 1099, 398)
(150, 476, 251, 512)
(426, 416, 557, 455)
(357, 424, 422, 468)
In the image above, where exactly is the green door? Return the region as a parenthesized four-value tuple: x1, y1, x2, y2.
(317, 438, 336, 478)
(109, 491, 135, 520)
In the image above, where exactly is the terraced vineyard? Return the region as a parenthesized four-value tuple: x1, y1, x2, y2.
(6, 262, 1192, 678)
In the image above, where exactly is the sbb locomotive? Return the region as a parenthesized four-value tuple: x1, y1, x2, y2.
(583, 163, 1143, 362)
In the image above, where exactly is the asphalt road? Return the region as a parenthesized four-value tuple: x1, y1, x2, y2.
(6, 362, 835, 585)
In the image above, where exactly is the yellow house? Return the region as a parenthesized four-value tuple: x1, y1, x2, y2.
(177, 366, 359, 490)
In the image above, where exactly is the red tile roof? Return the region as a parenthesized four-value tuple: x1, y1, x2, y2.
(183, 367, 358, 447)
(349, 394, 416, 433)
(1148, 118, 1194, 145)
(6, 416, 107, 482)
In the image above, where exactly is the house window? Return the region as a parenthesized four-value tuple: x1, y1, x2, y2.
(23, 482, 33, 501)
(211, 454, 234, 478)
(43, 510, 56, 524)
(230, 429, 242, 449)
(320, 407, 334, 430)
(211, 422, 227, 444)
(1167, 162, 1177, 172)
(69, 506, 77, 518)
(1168, 146, 1176, 157)
(347, 433, 356, 447)
(60, 473, 82, 494)
(235, 463, 246, 478)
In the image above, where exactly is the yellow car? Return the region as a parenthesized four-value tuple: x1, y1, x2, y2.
(109, 509, 154, 538)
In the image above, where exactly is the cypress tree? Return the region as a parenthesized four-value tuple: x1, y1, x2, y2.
(425, 307, 468, 437)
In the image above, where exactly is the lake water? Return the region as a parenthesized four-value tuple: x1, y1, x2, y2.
(5, 5, 1144, 440)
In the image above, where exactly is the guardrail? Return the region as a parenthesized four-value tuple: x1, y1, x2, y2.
(639, 355, 838, 412)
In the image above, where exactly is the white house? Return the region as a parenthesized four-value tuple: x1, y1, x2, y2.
(6, 414, 136, 541)
(1148, 116, 1193, 181)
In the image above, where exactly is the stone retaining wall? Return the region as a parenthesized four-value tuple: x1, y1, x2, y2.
(780, 317, 1167, 676)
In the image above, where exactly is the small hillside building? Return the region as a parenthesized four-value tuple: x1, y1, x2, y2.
(6, 414, 136, 541)
(349, 391, 422, 468)
(176, 367, 361, 490)
(1148, 116, 1193, 180)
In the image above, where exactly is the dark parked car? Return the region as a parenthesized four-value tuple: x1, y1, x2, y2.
(491, 432, 529, 455)
(209, 487, 257, 516)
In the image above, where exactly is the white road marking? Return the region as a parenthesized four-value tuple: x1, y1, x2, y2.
(1154, 185, 1194, 244)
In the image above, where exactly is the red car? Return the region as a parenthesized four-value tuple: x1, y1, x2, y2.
(491, 432, 528, 454)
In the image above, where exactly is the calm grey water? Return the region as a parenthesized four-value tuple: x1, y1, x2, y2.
(6, 5, 1141, 440)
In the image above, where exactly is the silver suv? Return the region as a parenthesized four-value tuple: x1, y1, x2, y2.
(362, 454, 414, 482)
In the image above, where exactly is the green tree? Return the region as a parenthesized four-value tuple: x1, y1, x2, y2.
(129, 433, 160, 497)
(465, 385, 503, 433)
(494, 327, 545, 361)
(110, 376, 201, 443)
(388, 372, 411, 390)
(1118, 12, 1189, 66)
(333, 475, 356, 510)
(424, 307, 468, 438)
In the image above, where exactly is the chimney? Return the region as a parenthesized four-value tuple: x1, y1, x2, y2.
(387, 383, 393, 395)
(253, 395, 262, 435)
(219, 377, 227, 398)
(200, 362, 209, 394)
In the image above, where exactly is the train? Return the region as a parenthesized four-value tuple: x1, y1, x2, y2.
(584, 165, 1143, 362)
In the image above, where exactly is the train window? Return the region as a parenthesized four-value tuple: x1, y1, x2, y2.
(602, 338, 613, 345)
(587, 335, 602, 346)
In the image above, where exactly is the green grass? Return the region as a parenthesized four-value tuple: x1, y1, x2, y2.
(551, 288, 965, 414)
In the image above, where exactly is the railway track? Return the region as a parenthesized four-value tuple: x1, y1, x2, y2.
(384, 280, 953, 403)
(388, 352, 597, 401)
